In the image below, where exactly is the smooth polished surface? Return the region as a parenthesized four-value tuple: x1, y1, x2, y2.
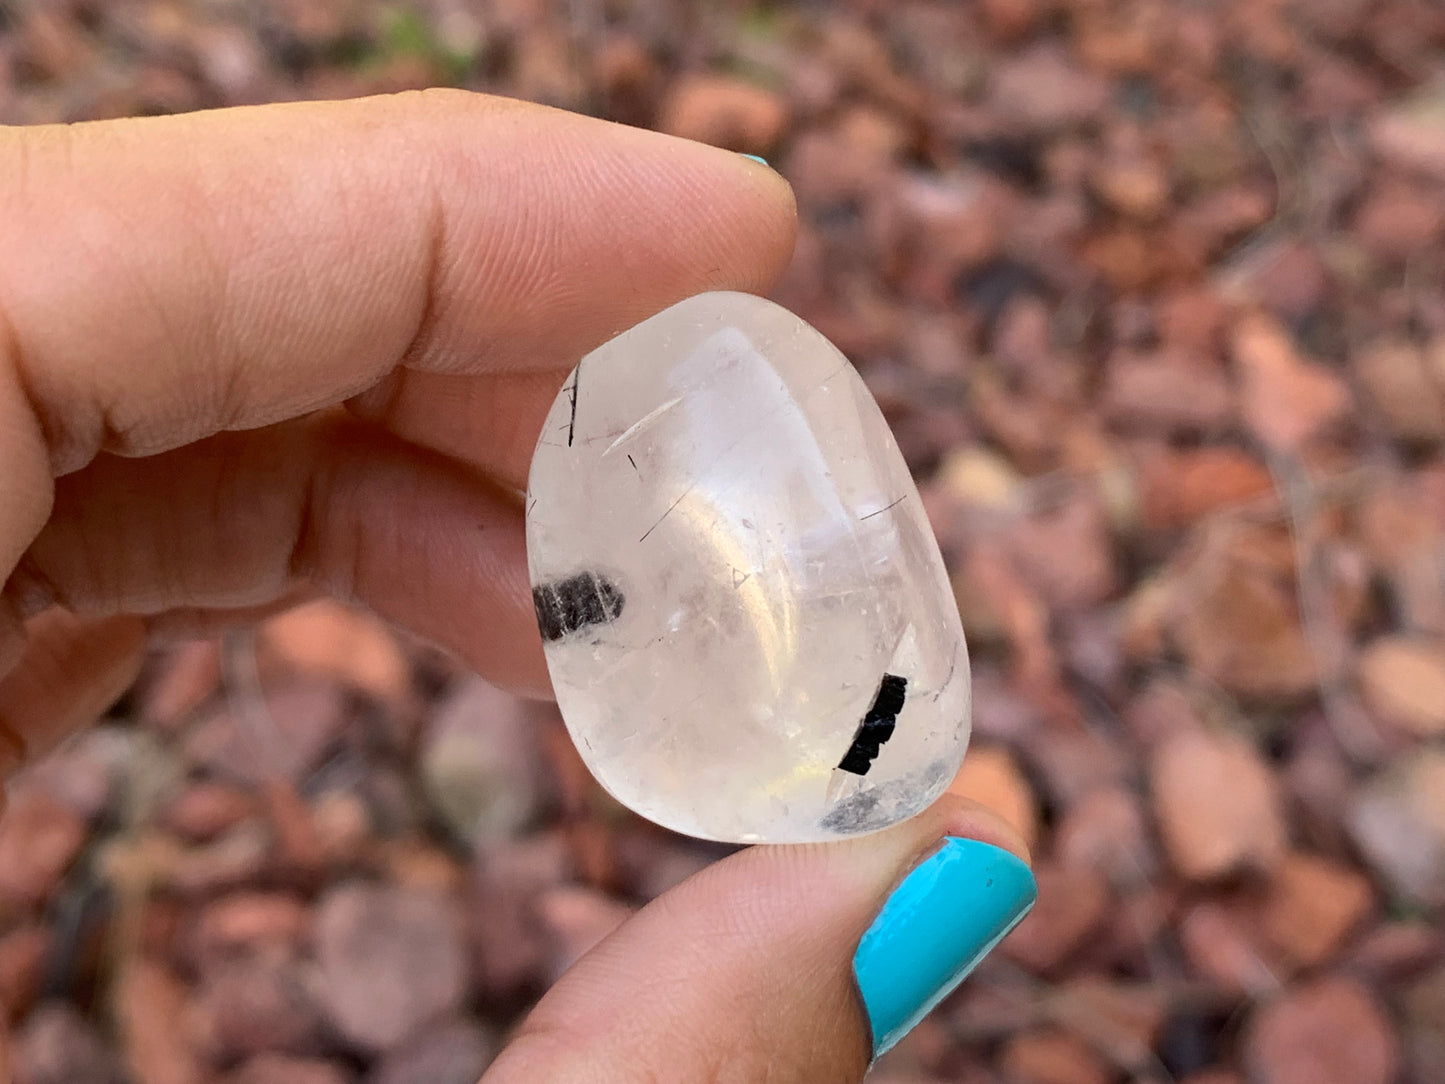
(526, 292, 970, 843)
(853, 837, 1037, 1056)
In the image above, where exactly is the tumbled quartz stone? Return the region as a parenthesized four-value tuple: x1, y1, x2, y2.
(526, 291, 970, 843)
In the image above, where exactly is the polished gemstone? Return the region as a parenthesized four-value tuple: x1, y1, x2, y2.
(525, 292, 970, 843)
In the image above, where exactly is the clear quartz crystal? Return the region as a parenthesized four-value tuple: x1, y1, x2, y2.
(525, 292, 970, 843)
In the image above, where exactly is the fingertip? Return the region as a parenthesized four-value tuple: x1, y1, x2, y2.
(853, 834, 1037, 1058)
(709, 141, 799, 294)
(716, 143, 799, 288)
(0, 610, 147, 766)
(922, 791, 1036, 867)
(469, 615, 553, 701)
(488, 773, 1034, 1082)
(601, 120, 799, 297)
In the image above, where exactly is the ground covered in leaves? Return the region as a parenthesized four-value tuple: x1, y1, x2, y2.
(3, 1, 1445, 1082)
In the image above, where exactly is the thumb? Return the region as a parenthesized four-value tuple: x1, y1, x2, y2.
(482, 794, 1036, 1083)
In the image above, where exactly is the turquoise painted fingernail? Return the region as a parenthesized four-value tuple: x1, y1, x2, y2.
(739, 153, 770, 166)
(853, 837, 1036, 1057)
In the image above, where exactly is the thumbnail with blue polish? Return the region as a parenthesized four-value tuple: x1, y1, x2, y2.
(852, 837, 1037, 1056)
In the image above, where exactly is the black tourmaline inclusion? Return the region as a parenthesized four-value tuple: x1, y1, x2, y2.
(836, 673, 908, 776)
(533, 572, 625, 642)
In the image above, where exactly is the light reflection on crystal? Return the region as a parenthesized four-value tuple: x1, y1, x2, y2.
(526, 292, 970, 843)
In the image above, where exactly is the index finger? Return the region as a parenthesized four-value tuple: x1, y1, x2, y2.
(0, 89, 796, 569)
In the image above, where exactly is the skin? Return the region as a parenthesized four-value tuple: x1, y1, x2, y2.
(0, 91, 1028, 1082)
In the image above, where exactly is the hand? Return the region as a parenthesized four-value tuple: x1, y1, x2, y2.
(0, 91, 1032, 1082)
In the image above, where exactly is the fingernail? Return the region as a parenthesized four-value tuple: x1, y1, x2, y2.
(853, 837, 1037, 1057)
(738, 153, 770, 166)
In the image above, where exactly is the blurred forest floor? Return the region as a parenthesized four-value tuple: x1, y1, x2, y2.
(3, 1, 1445, 1083)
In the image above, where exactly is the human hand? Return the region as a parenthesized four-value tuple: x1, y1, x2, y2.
(0, 91, 1032, 1081)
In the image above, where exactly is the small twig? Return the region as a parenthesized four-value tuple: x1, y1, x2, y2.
(220, 627, 292, 780)
(1266, 451, 1385, 764)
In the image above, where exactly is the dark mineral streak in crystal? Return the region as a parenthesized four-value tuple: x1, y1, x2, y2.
(567, 364, 580, 446)
(836, 673, 908, 775)
(533, 572, 625, 642)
